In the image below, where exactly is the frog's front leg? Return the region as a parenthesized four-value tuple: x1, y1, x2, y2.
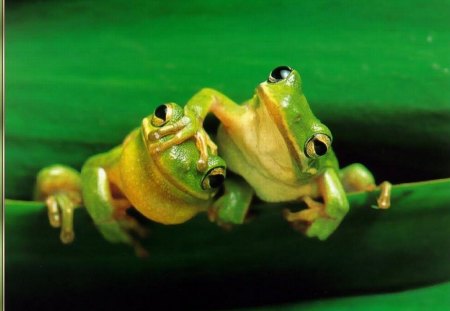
(208, 176, 254, 227)
(340, 163, 391, 209)
(81, 166, 149, 257)
(283, 168, 349, 240)
(145, 90, 243, 171)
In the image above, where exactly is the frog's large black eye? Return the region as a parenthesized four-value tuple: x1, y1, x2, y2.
(202, 167, 226, 190)
(305, 134, 332, 159)
(268, 66, 293, 83)
(151, 104, 173, 127)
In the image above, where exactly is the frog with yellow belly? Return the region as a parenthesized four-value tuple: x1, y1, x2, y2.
(35, 103, 252, 255)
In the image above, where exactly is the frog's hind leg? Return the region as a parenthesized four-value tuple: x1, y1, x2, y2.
(81, 166, 149, 257)
(34, 165, 82, 243)
(339, 163, 391, 209)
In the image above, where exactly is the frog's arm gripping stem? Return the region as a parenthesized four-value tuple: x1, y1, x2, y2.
(148, 88, 245, 172)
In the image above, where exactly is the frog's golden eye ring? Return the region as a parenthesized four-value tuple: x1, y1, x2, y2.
(201, 167, 226, 190)
(268, 66, 293, 83)
(151, 104, 173, 127)
(305, 134, 332, 159)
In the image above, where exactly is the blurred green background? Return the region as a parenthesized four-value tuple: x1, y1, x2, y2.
(6, 0, 450, 199)
(5, 0, 450, 310)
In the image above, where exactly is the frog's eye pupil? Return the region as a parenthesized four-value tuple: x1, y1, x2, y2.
(268, 66, 293, 83)
(208, 174, 225, 189)
(305, 134, 332, 159)
(314, 140, 327, 156)
(151, 104, 172, 127)
(202, 167, 226, 190)
(155, 105, 167, 120)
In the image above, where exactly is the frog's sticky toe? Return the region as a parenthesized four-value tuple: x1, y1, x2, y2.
(60, 230, 75, 244)
(376, 181, 392, 210)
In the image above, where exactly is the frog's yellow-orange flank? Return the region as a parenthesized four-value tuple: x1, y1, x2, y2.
(35, 66, 391, 254)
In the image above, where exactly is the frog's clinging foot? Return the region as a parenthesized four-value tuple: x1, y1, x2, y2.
(195, 128, 218, 172)
(143, 109, 217, 172)
(339, 163, 392, 210)
(45, 192, 81, 244)
(147, 117, 189, 141)
(118, 216, 150, 239)
(116, 217, 150, 258)
(282, 196, 328, 232)
(144, 117, 192, 153)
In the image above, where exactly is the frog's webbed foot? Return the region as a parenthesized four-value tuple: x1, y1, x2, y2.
(283, 197, 329, 235)
(46, 192, 82, 244)
(194, 128, 218, 172)
(143, 115, 192, 153)
(97, 216, 150, 258)
(118, 216, 150, 258)
(97, 200, 150, 257)
(118, 215, 150, 239)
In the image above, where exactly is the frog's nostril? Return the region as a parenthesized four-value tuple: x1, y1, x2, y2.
(305, 134, 331, 159)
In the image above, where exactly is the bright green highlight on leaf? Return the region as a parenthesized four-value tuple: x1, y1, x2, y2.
(246, 281, 450, 311)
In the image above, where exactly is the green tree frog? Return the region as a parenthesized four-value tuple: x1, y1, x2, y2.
(35, 103, 252, 256)
(148, 66, 391, 240)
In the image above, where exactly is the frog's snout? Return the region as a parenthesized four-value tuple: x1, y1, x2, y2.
(304, 134, 332, 159)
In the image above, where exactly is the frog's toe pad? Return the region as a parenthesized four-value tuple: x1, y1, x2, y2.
(60, 230, 75, 244)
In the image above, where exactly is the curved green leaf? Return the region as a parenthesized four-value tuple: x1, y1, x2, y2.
(6, 179, 450, 309)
